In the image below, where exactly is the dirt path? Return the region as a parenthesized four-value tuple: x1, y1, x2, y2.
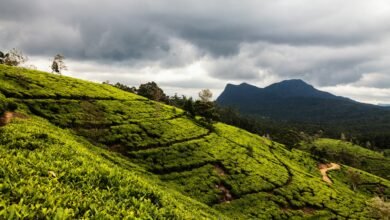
(319, 163, 340, 184)
(0, 111, 27, 126)
(0, 112, 14, 125)
(216, 184, 233, 203)
(214, 164, 226, 177)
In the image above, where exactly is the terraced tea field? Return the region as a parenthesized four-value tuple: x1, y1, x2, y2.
(1, 65, 389, 219)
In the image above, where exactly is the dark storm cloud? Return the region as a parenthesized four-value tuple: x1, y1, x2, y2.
(1, 0, 390, 95)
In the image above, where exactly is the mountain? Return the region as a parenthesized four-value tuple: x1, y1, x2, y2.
(262, 79, 343, 99)
(218, 79, 347, 102)
(217, 79, 375, 122)
(0, 65, 389, 219)
(217, 80, 390, 149)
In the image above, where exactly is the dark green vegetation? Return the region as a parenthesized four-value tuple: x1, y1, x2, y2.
(217, 80, 390, 150)
(300, 138, 390, 180)
(0, 64, 389, 219)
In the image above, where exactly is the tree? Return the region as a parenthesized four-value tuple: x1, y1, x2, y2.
(184, 97, 195, 117)
(199, 89, 213, 102)
(365, 141, 372, 149)
(113, 82, 137, 93)
(138, 82, 168, 102)
(340, 132, 347, 141)
(51, 54, 67, 74)
(194, 89, 219, 122)
(280, 130, 301, 150)
(0, 51, 4, 64)
(347, 168, 361, 191)
(1, 48, 28, 66)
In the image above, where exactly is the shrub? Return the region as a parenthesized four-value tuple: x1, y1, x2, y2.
(0, 94, 6, 114)
(0, 94, 17, 114)
(6, 100, 18, 111)
(369, 197, 390, 219)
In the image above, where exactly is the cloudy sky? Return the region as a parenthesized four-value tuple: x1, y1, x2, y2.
(1, 0, 390, 104)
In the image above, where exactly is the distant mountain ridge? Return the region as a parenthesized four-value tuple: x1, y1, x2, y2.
(217, 79, 387, 122)
(262, 79, 349, 100)
(219, 79, 350, 102)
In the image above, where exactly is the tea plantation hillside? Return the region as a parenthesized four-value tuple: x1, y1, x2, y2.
(300, 138, 390, 180)
(1, 64, 389, 219)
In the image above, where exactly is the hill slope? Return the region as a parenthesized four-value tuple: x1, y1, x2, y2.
(0, 65, 389, 219)
(300, 138, 390, 180)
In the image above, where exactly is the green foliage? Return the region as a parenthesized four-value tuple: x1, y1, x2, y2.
(0, 117, 224, 219)
(215, 105, 306, 148)
(138, 82, 168, 102)
(0, 93, 18, 115)
(111, 82, 137, 93)
(0, 93, 7, 114)
(217, 81, 390, 150)
(194, 100, 219, 122)
(301, 138, 390, 180)
(0, 64, 143, 100)
(369, 197, 390, 219)
(0, 64, 389, 219)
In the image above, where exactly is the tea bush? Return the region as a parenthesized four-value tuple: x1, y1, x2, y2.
(0, 64, 388, 219)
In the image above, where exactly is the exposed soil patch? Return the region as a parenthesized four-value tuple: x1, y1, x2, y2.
(0, 111, 28, 126)
(216, 183, 233, 203)
(318, 163, 340, 184)
(302, 207, 316, 215)
(109, 144, 129, 155)
(214, 164, 227, 176)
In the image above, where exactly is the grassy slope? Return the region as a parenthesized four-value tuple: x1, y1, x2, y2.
(0, 65, 389, 219)
(300, 138, 390, 180)
(0, 116, 224, 219)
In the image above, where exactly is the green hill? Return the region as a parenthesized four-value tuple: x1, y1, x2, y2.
(300, 138, 390, 180)
(0, 65, 389, 219)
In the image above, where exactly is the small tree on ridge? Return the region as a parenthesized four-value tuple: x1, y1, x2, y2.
(51, 54, 67, 74)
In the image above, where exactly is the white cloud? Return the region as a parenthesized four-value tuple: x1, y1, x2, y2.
(3, 0, 390, 103)
(321, 85, 390, 104)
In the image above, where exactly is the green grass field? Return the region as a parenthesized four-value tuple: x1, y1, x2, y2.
(300, 138, 390, 180)
(0, 64, 389, 219)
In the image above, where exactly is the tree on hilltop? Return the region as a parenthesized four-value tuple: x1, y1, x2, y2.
(51, 54, 67, 74)
(0, 48, 28, 66)
(0, 51, 4, 64)
(198, 89, 213, 102)
(194, 89, 219, 122)
(138, 82, 168, 102)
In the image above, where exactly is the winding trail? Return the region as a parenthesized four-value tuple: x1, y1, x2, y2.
(319, 163, 340, 184)
(0, 111, 27, 126)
